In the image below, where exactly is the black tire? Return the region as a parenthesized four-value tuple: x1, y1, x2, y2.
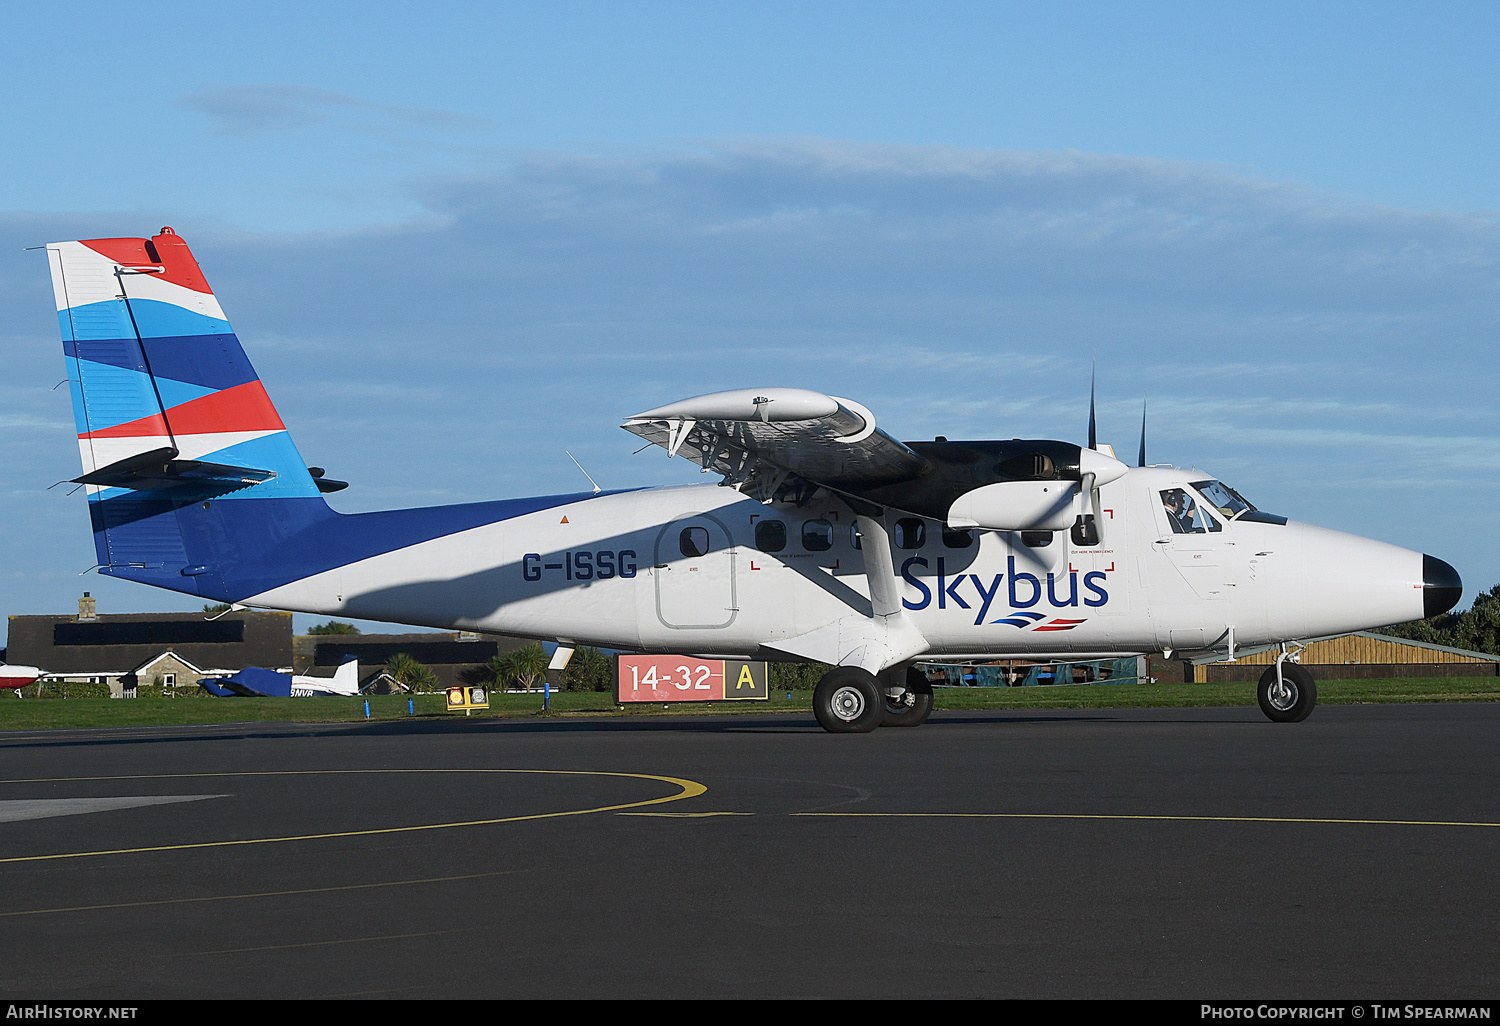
(813, 667, 884, 733)
(881, 666, 935, 727)
(1257, 663, 1317, 722)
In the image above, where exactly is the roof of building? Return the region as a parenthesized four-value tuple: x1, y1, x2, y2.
(7, 610, 292, 675)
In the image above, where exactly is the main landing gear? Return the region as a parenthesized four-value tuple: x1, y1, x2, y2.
(813, 665, 934, 733)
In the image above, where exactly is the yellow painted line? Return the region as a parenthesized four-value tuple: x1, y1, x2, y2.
(792, 812, 1500, 828)
(617, 812, 753, 818)
(0, 769, 707, 866)
(0, 871, 516, 919)
(204, 928, 470, 955)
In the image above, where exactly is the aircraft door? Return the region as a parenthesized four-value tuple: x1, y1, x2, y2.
(654, 514, 738, 629)
(1152, 486, 1233, 601)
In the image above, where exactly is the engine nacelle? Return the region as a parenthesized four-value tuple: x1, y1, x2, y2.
(946, 480, 1078, 531)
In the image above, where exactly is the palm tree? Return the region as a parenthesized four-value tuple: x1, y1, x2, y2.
(562, 646, 614, 692)
(492, 643, 549, 691)
(384, 652, 439, 693)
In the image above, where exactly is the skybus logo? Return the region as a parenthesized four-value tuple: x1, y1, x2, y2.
(900, 556, 1110, 626)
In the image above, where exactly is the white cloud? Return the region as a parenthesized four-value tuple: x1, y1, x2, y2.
(3, 137, 1500, 619)
(179, 84, 488, 138)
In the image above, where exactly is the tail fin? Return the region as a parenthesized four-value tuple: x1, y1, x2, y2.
(46, 228, 330, 595)
(331, 656, 360, 694)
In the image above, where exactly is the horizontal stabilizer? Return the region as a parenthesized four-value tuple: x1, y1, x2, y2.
(307, 467, 349, 493)
(73, 446, 277, 490)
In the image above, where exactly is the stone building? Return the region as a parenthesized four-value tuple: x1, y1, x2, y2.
(293, 631, 529, 690)
(6, 593, 293, 693)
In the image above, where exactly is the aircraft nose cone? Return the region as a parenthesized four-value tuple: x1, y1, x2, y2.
(1423, 554, 1463, 618)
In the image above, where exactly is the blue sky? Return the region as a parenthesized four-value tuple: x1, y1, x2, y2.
(2, 2, 1498, 639)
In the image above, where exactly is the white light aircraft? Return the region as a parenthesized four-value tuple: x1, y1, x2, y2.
(40, 229, 1462, 730)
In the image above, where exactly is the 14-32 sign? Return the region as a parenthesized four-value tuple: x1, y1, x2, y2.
(616, 655, 768, 703)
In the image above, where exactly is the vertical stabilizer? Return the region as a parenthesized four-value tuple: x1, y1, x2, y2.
(46, 228, 330, 593)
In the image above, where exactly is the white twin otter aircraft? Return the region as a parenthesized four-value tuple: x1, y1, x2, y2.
(43, 229, 1462, 731)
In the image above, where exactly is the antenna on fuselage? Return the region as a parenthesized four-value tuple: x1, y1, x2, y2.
(565, 451, 602, 494)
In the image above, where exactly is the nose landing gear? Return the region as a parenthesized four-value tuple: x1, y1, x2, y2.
(1257, 661, 1317, 722)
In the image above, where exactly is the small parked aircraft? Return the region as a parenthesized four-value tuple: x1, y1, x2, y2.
(200, 657, 360, 698)
(0, 665, 43, 691)
(40, 229, 1462, 730)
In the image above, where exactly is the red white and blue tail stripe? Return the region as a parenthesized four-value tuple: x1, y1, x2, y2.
(45, 228, 606, 603)
(47, 228, 320, 502)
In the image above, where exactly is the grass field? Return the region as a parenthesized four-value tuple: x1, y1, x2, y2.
(3, 676, 1498, 731)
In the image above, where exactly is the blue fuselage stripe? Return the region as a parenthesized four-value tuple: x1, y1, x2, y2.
(96, 489, 638, 601)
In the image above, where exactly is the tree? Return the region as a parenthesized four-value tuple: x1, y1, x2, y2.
(1377, 583, 1500, 656)
(561, 647, 614, 692)
(384, 652, 438, 692)
(489, 643, 549, 691)
(308, 621, 361, 636)
(769, 661, 832, 691)
(203, 603, 232, 614)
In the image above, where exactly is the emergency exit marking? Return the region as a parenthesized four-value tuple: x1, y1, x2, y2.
(616, 655, 768, 702)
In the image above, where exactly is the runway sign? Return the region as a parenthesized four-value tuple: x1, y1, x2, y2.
(617, 656, 767, 703)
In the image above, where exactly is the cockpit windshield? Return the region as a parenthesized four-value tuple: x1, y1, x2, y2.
(1190, 480, 1257, 520)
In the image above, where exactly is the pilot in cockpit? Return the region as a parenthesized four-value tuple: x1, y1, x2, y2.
(1162, 488, 1201, 534)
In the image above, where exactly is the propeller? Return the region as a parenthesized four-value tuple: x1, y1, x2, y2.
(1137, 396, 1147, 468)
(1087, 358, 1097, 451)
(1076, 358, 1102, 545)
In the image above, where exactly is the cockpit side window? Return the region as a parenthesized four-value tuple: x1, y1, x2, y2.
(1160, 488, 1221, 535)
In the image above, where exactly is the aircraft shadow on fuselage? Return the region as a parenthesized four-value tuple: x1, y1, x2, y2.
(340, 515, 998, 628)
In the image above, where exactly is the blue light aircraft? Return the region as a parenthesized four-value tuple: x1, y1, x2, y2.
(40, 230, 1462, 731)
(200, 657, 360, 698)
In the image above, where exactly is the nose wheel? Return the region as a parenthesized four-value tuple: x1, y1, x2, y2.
(1257, 663, 1316, 722)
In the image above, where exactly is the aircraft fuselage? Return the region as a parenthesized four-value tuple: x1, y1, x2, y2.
(244, 466, 1433, 664)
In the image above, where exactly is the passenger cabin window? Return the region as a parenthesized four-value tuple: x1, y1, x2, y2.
(1160, 488, 1221, 534)
(755, 520, 787, 552)
(1020, 530, 1053, 548)
(895, 518, 926, 549)
(850, 525, 862, 550)
(801, 519, 833, 552)
(680, 526, 711, 558)
(941, 526, 975, 548)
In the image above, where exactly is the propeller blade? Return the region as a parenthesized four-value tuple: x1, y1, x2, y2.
(1137, 396, 1148, 468)
(1087, 359, 1097, 451)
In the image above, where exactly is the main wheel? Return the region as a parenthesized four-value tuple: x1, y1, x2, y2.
(1257, 663, 1317, 722)
(813, 667, 884, 733)
(881, 666, 934, 727)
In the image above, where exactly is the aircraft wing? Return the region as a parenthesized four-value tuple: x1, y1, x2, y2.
(623, 388, 929, 507)
(623, 387, 1128, 527)
(202, 666, 292, 697)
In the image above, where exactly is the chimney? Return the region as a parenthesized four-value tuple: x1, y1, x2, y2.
(78, 592, 97, 622)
